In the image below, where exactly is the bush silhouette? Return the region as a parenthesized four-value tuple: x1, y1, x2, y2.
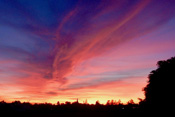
(143, 57, 175, 110)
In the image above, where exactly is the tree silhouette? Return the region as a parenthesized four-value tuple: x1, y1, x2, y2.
(143, 57, 175, 110)
(127, 99, 135, 105)
(95, 100, 100, 105)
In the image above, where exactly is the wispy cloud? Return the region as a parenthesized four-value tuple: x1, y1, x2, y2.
(51, 0, 174, 84)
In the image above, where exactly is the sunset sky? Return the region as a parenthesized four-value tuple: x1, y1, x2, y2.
(0, 0, 175, 104)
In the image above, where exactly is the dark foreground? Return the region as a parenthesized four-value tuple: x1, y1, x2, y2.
(0, 101, 158, 117)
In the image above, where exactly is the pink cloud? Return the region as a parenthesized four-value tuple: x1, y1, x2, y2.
(51, 0, 151, 83)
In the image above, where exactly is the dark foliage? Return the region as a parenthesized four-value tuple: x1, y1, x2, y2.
(142, 57, 175, 113)
(0, 100, 140, 117)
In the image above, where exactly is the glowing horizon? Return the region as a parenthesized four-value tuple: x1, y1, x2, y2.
(0, 0, 175, 104)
